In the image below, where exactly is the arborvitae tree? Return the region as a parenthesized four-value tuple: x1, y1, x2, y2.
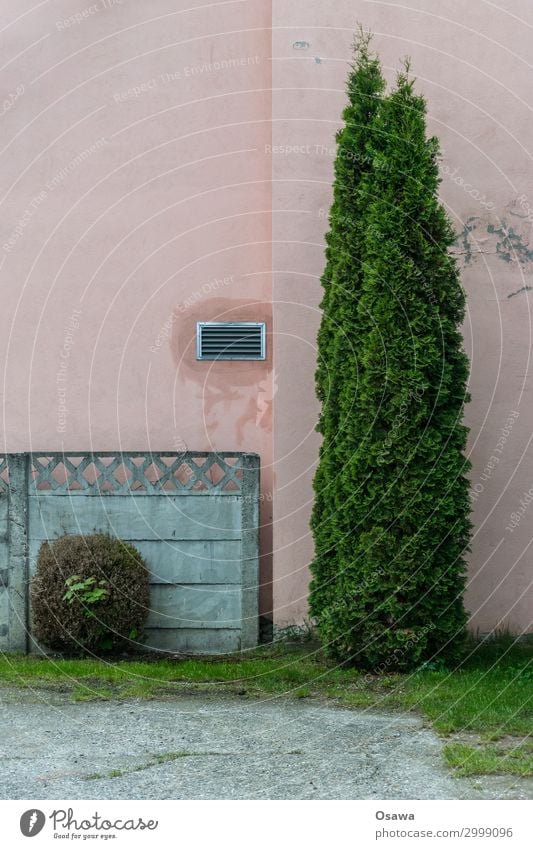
(310, 43, 471, 670)
(310, 32, 386, 626)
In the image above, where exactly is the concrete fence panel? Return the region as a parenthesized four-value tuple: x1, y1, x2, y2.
(0, 452, 260, 654)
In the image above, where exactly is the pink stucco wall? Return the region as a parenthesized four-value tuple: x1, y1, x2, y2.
(2, 1, 533, 635)
(0, 0, 273, 616)
(272, 0, 533, 634)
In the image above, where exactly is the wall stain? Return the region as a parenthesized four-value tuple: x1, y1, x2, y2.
(169, 296, 272, 443)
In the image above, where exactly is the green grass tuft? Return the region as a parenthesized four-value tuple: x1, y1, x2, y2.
(444, 742, 533, 777)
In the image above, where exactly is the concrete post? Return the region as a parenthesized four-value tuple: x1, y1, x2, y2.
(7, 453, 29, 653)
(240, 453, 260, 649)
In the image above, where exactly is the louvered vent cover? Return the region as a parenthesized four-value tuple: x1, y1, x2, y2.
(196, 322, 266, 360)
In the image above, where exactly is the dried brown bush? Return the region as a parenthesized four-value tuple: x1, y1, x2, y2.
(31, 533, 150, 654)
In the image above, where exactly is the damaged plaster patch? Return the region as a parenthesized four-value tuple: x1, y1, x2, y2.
(453, 202, 533, 271)
(487, 221, 533, 265)
(454, 216, 480, 265)
(507, 286, 533, 299)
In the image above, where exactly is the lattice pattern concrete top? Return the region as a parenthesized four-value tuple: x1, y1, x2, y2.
(0, 458, 8, 493)
(23, 452, 245, 495)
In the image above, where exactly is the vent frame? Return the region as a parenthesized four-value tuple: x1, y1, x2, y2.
(196, 321, 266, 361)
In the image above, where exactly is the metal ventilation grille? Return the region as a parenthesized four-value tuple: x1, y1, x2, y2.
(197, 322, 266, 360)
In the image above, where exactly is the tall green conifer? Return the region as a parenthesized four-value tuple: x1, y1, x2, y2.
(310, 39, 471, 670)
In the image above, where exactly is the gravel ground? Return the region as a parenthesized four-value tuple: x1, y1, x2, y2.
(0, 689, 530, 800)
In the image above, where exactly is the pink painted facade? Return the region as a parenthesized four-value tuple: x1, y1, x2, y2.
(1, 1, 532, 634)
